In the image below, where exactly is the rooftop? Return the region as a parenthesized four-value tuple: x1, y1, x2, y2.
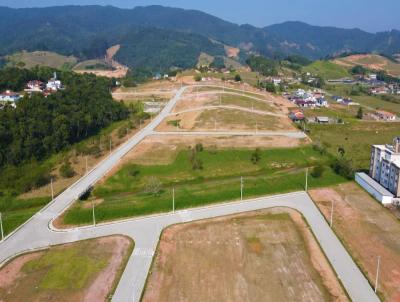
(356, 172, 394, 197)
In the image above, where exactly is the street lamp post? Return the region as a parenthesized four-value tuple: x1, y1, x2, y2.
(51, 178, 54, 200)
(240, 177, 244, 201)
(172, 188, 175, 213)
(305, 168, 308, 192)
(375, 256, 381, 293)
(92, 201, 96, 226)
(0, 212, 4, 241)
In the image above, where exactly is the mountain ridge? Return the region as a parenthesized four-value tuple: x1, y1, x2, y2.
(0, 5, 399, 71)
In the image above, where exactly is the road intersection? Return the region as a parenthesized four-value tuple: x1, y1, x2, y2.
(0, 85, 379, 302)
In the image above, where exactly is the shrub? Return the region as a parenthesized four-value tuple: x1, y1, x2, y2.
(251, 148, 261, 164)
(144, 177, 162, 195)
(195, 143, 204, 153)
(311, 165, 325, 178)
(194, 75, 202, 82)
(331, 158, 354, 180)
(60, 161, 75, 178)
(234, 74, 242, 82)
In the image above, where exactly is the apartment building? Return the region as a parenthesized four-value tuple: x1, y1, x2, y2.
(369, 137, 400, 197)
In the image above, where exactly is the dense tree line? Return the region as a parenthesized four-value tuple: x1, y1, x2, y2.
(0, 67, 128, 169)
(246, 55, 278, 77)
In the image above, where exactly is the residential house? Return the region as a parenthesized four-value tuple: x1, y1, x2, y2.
(374, 110, 397, 121)
(0, 90, 21, 108)
(46, 72, 63, 91)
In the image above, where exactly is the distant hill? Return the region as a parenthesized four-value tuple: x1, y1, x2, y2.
(334, 54, 400, 77)
(0, 5, 399, 71)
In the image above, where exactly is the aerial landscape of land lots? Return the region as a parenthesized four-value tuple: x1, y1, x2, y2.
(0, 2, 400, 302)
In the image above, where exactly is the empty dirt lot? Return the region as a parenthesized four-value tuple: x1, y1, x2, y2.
(143, 208, 348, 302)
(0, 236, 132, 302)
(310, 183, 400, 302)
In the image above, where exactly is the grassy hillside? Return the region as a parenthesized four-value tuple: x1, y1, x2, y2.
(303, 60, 350, 79)
(6, 51, 77, 70)
(334, 54, 400, 77)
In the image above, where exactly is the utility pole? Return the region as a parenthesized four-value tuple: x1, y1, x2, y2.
(0, 212, 4, 241)
(85, 156, 88, 174)
(109, 138, 112, 155)
(172, 188, 175, 213)
(375, 256, 381, 293)
(330, 200, 334, 227)
(51, 178, 54, 200)
(240, 176, 244, 201)
(306, 168, 309, 191)
(92, 200, 96, 226)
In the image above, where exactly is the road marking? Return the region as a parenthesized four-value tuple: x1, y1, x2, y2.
(178, 210, 192, 222)
(133, 248, 154, 258)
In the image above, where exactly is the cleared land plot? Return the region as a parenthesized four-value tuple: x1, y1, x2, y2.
(60, 146, 348, 226)
(0, 236, 133, 302)
(6, 51, 77, 69)
(310, 183, 400, 301)
(308, 121, 400, 169)
(193, 108, 294, 131)
(303, 61, 350, 79)
(143, 208, 348, 302)
(334, 54, 400, 77)
(118, 135, 309, 166)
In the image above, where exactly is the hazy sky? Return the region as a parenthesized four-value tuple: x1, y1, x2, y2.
(2, 0, 400, 33)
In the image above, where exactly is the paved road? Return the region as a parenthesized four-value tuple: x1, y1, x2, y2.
(0, 85, 379, 302)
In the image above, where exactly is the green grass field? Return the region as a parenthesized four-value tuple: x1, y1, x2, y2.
(308, 121, 400, 170)
(0, 197, 50, 236)
(325, 84, 400, 114)
(303, 61, 350, 79)
(62, 147, 348, 225)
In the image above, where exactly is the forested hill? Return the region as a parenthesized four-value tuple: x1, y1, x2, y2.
(0, 5, 399, 70)
(0, 67, 128, 170)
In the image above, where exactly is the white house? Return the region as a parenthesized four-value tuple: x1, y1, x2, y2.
(0, 90, 21, 103)
(46, 72, 63, 91)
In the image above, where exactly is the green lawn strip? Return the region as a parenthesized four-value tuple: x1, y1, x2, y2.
(63, 147, 347, 225)
(0, 197, 50, 236)
(21, 239, 116, 292)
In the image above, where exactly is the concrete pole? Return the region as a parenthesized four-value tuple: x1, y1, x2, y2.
(0, 212, 4, 241)
(172, 188, 175, 213)
(330, 200, 334, 227)
(109, 138, 112, 155)
(305, 168, 308, 192)
(375, 256, 381, 293)
(92, 201, 96, 226)
(240, 177, 243, 201)
(85, 156, 88, 174)
(51, 178, 54, 200)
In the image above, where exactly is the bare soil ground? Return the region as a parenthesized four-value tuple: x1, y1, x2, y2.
(0, 236, 132, 302)
(310, 183, 400, 301)
(334, 54, 400, 77)
(142, 208, 348, 302)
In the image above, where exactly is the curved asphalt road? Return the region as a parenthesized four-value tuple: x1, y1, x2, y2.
(0, 86, 379, 302)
